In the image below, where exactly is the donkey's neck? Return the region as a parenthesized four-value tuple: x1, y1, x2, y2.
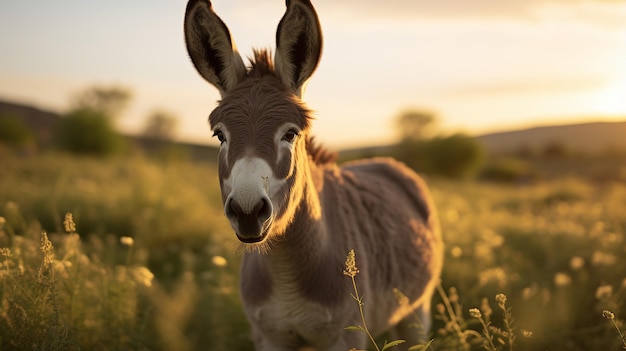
(263, 162, 346, 305)
(270, 161, 326, 265)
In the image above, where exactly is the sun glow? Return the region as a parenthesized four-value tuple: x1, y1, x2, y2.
(592, 77, 626, 116)
(593, 29, 626, 116)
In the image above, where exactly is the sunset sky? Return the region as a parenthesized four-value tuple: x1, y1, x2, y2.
(1, 0, 625, 148)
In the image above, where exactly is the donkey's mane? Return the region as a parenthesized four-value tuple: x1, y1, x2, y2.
(306, 137, 337, 165)
(248, 49, 276, 78)
(247, 49, 337, 166)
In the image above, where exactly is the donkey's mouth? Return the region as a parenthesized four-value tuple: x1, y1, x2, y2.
(232, 216, 272, 244)
(236, 232, 268, 244)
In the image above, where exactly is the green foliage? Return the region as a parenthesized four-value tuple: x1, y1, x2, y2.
(433, 179, 626, 350)
(54, 85, 132, 156)
(0, 115, 32, 147)
(0, 154, 251, 351)
(55, 108, 123, 155)
(480, 158, 537, 183)
(391, 110, 485, 179)
(422, 135, 486, 178)
(0, 221, 150, 350)
(395, 134, 486, 179)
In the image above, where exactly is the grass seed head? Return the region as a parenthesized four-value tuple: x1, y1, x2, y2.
(343, 249, 359, 277)
(63, 212, 77, 233)
(602, 310, 615, 320)
(495, 293, 507, 307)
(521, 329, 533, 338)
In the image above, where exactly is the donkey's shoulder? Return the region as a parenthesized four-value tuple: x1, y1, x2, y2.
(340, 157, 435, 221)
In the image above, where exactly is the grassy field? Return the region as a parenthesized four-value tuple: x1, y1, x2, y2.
(0, 152, 625, 350)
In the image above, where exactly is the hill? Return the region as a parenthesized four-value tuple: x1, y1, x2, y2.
(478, 121, 626, 155)
(0, 99, 220, 160)
(0, 100, 62, 145)
(2, 99, 624, 158)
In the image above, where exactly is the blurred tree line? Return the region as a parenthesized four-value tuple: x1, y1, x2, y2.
(3, 93, 623, 182)
(387, 109, 626, 182)
(0, 85, 180, 158)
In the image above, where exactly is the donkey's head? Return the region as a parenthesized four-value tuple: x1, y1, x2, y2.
(184, 0, 323, 245)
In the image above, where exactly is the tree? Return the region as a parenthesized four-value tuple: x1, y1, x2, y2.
(55, 108, 122, 155)
(420, 134, 486, 179)
(143, 110, 178, 141)
(54, 85, 132, 156)
(391, 108, 485, 178)
(70, 85, 132, 119)
(394, 109, 437, 142)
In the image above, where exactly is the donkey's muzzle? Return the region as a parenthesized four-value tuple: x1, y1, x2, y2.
(225, 195, 272, 243)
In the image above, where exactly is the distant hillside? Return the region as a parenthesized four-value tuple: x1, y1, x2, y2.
(3, 99, 624, 158)
(0, 100, 62, 145)
(0, 99, 219, 160)
(477, 121, 626, 155)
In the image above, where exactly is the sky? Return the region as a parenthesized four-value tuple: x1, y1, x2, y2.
(1, 0, 625, 149)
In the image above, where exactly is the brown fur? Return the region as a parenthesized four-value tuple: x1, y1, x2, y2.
(214, 52, 443, 350)
(184, 1, 443, 349)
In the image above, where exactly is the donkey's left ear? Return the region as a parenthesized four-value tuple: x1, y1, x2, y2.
(275, 0, 323, 97)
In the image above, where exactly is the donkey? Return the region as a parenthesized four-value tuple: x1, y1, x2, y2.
(184, 0, 443, 350)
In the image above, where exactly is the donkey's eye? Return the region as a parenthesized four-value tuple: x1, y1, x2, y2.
(213, 130, 226, 144)
(282, 129, 299, 143)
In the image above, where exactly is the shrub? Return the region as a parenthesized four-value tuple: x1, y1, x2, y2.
(480, 158, 537, 183)
(395, 134, 486, 179)
(55, 108, 123, 156)
(0, 115, 32, 147)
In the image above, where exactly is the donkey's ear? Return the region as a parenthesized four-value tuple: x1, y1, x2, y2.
(184, 0, 246, 97)
(275, 0, 323, 97)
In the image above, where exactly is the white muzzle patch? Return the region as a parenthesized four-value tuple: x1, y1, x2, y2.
(222, 157, 282, 242)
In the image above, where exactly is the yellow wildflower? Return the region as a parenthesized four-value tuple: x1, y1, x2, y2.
(469, 308, 482, 319)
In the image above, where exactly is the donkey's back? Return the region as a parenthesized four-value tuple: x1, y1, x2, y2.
(327, 157, 443, 338)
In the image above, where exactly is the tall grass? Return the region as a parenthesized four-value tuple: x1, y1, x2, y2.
(0, 217, 151, 349)
(431, 179, 626, 350)
(1, 152, 625, 350)
(0, 153, 252, 350)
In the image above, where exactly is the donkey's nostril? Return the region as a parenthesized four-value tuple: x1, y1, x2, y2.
(226, 196, 271, 220)
(255, 197, 272, 221)
(226, 197, 244, 218)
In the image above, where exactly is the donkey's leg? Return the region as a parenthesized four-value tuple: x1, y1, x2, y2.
(251, 328, 299, 351)
(254, 339, 298, 351)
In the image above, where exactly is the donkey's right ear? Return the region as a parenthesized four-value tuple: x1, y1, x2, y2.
(184, 0, 246, 97)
